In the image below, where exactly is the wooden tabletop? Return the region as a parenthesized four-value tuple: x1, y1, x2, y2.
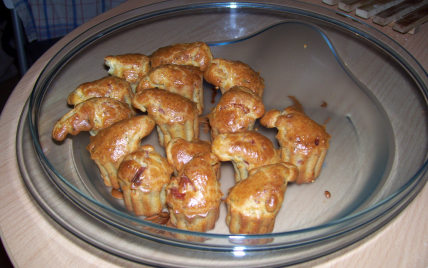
(1, 0, 427, 267)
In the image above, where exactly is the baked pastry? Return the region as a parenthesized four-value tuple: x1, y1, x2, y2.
(150, 42, 213, 71)
(104, 53, 151, 90)
(136, 64, 204, 115)
(67, 76, 135, 113)
(52, 97, 133, 141)
(117, 144, 173, 217)
(204, 58, 265, 97)
(165, 137, 220, 180)
(132, 88, 200, 147)
(207, 86, 265, 140)
(211, 131, 281, 182)
(260, 96, 331, 184)
(225, 162, 298, 235)
(86, 115, 156, 189)
(166, 152, 223, 241)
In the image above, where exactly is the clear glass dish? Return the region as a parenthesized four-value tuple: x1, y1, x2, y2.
(22, 0, 428, 265)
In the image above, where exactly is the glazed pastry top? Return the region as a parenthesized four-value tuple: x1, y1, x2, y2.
(204, 58, 265, 97)
(104, 53, 151, 84)
(118, 144, 173, 193)
(150, 42, 213, 71)
(166, 152, 223, 216)
(226, 162, 298, 217)
(208, 86, 265, 133)
(132, 88, 199, 126)
(67, 76, 134, 110)
(136, 64, 204, 114)
(211, 131, 281, 171)
(166, 137, 212, 174)
(52, 97, 133, 141)
(260, 96, 331, 156)
(86, 115, 156, 167)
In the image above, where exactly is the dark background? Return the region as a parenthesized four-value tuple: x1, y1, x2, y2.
(1, 2, 59, 267)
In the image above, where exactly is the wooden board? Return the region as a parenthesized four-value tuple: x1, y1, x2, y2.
(338, 0, 376, 12)
(323, 0, 427, 34)
(356, 0, 405, 19)
(323, 0, 341, 5)
(373, 0, 428, 25)
(393, 4, 428, 33)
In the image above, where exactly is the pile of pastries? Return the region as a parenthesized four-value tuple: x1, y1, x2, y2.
(52, 41, 331, 242)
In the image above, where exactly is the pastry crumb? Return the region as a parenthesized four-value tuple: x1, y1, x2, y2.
(324, 117, 331, 125)
(325, 191, 331, 199)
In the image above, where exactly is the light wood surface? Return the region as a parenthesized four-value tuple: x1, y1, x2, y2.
(1, 0, 428, 267)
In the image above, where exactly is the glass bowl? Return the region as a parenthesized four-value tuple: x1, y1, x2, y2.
(23, 0, 428, 265)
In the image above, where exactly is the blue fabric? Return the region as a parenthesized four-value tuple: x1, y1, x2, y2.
(11, 0, 128, 42)
(42, 0, 51, 39)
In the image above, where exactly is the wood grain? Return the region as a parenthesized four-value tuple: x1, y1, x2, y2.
(338, 0, 376, 12)
(355, 0, 405, 19)
(323, 0, 341, 5)
(392, 4, 428, 33)
(373, 0, 428, 25)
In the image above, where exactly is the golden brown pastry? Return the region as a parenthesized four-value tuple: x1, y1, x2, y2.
(86, 115, 156, 189)
(204, 58, 265, 97)
(225, 162, 298, 235)
(165, 137, 220, 180)
(117, 144, 173, 217)
(132, 88, 200, 147)
(104, 53, 151, 90)
(165, 152, 223, 241)
(207, 86, 265, 140)
(136, 64, 204, 114)
(211, 131, 281, 182)
(67, 76, 135, 113)
(52, 97, 133, 141)
(260, 96, 331, 184)
(150, 42, 213, 71)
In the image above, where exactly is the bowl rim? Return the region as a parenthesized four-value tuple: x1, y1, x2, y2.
(27, 0, 428, 248)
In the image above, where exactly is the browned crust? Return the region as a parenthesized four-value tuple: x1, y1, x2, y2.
(165, 137, 210, 173)
(204, 58, 265, 97)
(211, 131, 281, 182)
(165, 153, 223, 234)
(260, 96, 331, 184)
(207, 86, 265, 140)
(52, 97, 133, 141)
(117, 145, 173, 216)
(225, 163, 298, 234)
(132, 88, 200, 147)
(86, 116, 156, 189)
(104, 53, 151, 84)
(150, 42, 213, 71)
(67, 76, 136, 114)
(136, 64, 204, 115)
